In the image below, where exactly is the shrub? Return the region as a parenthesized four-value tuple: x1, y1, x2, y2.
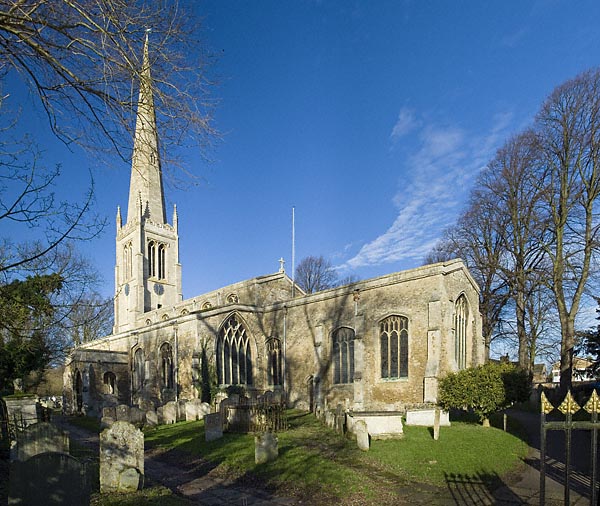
(438, 362, 530, 425)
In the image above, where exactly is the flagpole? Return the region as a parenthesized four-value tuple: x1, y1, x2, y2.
(292, 206, 295, 297)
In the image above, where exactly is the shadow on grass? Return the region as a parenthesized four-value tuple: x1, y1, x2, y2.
(444, 471, 523, 505)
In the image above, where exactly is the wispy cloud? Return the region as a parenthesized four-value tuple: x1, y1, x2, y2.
(340, 111, 514, 272)
(390, 107, 419, 141)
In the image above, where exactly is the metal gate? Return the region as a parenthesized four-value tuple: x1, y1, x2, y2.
(540, 389, 599, 505)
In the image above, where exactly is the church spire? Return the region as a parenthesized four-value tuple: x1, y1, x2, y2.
(127, 30, 167, 224)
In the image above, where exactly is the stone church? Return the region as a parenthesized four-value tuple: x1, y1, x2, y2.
(63, 38, 485, 418)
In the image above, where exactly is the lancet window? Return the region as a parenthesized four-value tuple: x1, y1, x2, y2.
(148, 240, 166, 280)
(332, 327, 355, 384)
(454, 295, 468, 370)
(103, 371, 117, 395)
(122, 243, 132, 281)
(380, 315, 409, 379)
(216, 315, 253, 386)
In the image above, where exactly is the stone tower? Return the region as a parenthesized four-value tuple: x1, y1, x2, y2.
(113, 33, 182, 333)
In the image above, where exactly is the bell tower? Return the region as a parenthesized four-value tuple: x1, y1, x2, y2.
(113, 33, 183, 334)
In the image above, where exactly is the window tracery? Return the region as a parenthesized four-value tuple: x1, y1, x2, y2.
(332, 327, 355, 384)
(216, 314, 253, 386)
(380, 315, 408, 379)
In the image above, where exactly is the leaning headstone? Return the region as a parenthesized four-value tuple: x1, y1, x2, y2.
(14, 422, 69, 462)
(204, 413, 223, 442)
(101, 416, 115, 430)
(99, 421, 144, 493)
(9, 452, 90, 505)
(163, 401, 177, 424)
(255, 432, 278, 464)
(116, 404, 130, 422)
(433, 408, 440, 441)
(354, 420, 370, 451)
(145, 410, 158, 427)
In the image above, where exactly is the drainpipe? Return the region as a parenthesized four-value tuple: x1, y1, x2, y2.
(174, 322, 179, 402)
(283, 305, 288, 398)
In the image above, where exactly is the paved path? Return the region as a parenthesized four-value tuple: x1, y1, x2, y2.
(54, 412, 593, 505)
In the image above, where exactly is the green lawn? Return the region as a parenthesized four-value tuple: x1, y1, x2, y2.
(143, 410, 529, 502)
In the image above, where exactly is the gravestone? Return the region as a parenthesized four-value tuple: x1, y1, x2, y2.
(433, 408, 440, 441)
(129, 406, 145, 427)
(14, 422, 69, 462)
(116, 404, 130, 422)
(176, 400, 187, 422)
(354, 420, 370, 451)
(101, 416, 115, 430)
(103, 406, 116, 420)
(204, 413, 223, 442)
(99, 421, 144, 493)
(185, 399, 210, 421)
(9, 452, 90, 505)
(162, 401, 177, 424)
(255, 432, 278, 464)
(145, 410, 158, 427)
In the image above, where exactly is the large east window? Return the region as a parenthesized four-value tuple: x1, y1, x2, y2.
(332, 327, 355, 384)
(217, 315, 253, 386)
(454, 295, 468, 370)
(380, 315, 408, 379)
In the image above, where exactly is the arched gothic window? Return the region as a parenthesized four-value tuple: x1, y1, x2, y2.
(332, 327, 355, 384)
(266, 337, 283, 386)
(122, 243, 132, 282)
(380, 315, 409, 379)
(216, 315, 253, 386)
(158, 244, 166, 279)
(103, 371, 117, 395)
(454, 295, 468, 370)
(132, 348, 145, 391)
(160, 342, 174, 389)
(148, 241, 156, 278)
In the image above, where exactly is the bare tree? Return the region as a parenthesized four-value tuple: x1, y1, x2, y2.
(480, 131, 549, 372)
(295, 256, 338, 294)
(536, 68, 600, 390)
(0, 0, 216, 170)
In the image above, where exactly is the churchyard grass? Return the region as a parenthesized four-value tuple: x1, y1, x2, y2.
(143, 409, 529, 502)
(91, 485, 191, 505)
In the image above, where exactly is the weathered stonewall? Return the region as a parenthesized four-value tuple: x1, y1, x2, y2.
(14, 422, 69, 462)
(204, 413, 223, 442)
(354, 420, 370, 451)
(100, 421, 144, 493)
(255, 432, 278, 464)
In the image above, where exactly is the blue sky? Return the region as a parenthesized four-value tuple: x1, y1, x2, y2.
(6, 1, 600, 302)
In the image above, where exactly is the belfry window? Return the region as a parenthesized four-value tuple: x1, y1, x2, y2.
(455, 295, 468, 370)
(122, 243, 132, 281)
(148, 241, 166, 280)
(380, 315, 409, 379)
(266, 337, 283, 386)
(132, 348, 145, 391)
(160, 342, 174, 389)
(216, 314, 253, 386)
(332, 327, 355, 384)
